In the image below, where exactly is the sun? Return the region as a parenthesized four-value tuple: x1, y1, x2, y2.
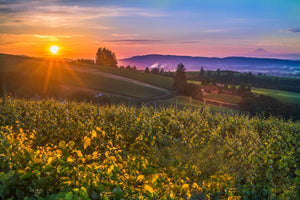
(49, 45, 59, 54)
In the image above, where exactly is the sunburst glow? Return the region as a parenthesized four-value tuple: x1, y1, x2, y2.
(49, 45, 59, 54)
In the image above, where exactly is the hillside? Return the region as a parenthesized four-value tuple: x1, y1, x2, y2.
(0, 54, 172, 99)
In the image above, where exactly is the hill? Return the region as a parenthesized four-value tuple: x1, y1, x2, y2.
(119, 54, 300, 77)
(0, 53, 172, 99)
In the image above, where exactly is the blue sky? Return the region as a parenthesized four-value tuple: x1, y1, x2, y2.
(0, 0, 299, 58)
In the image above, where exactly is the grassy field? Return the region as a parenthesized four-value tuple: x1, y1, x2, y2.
(0, 54, 165, 98)
(76, 62, 174, 90)
(252, 87, 300, 104)
(187, 80, 202, 85)
(204, 93, 242, 104)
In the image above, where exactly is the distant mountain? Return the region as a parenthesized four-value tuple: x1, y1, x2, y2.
(253, 48, 269, 54)
(119, 54, 300, 77)
(247, 48, 300, 60)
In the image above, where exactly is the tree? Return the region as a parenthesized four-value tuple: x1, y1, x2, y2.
(217, 68, 221, 77)
(145, 67, 150, 73)
(173, 63, 187, 94)
(151, 68, 159, 74)
(95, 47, 117, 67)
(199, 66, 205, 79)
(160, 68, 164, 75)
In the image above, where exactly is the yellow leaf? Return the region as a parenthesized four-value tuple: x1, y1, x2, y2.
(67, 157, 74, 163)
(186, 191, 191, 198)
(47, 157, 53, 165)
(91, 130, 97, 139)
(144, 184, 154, 193)
(77, 150, 83, 157)
(170, 191, 175, 199)
(59, 140, 66, 148)
(92, 151, 98, 159)
(182, 184, 189, 190)
(107, 165, 114, 174)
(83, 136, 91, 150)
(137, 175, 144, 182)
(151, 174, 159, 183)
(192, 182, 200, 190)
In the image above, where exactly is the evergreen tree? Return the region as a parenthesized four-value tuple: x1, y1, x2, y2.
(217, 68, 221, 77)
(173, 63, 187, 94)
(145, 67, 150, 73)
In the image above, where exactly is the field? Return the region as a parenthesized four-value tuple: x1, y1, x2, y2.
(252, 87, 300, 105)
(77, 62, 174, 90)
(0, 97, 299, 199)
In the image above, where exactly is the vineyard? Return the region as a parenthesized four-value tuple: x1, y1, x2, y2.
(0, 97, 299, 199)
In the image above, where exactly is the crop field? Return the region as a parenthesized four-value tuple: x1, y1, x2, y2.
(0, 97, 299, 199)
(252, 87, 300, 104)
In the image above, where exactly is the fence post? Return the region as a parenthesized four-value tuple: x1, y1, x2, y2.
(189, 96, 191, 109)
(154, 101, 157, 113)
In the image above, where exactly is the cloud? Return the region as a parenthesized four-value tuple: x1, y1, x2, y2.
(0, 1, 166, 29)
(0, 41, 15, 46)
(182, 41, 201, 44)
(33, 34, 79, 41)
(288, 28, 300, 33)
(112, 33, 140, 37)
(103, 39, 163, 44)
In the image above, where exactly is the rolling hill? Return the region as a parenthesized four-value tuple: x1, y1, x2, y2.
(0, 53, 172, 99)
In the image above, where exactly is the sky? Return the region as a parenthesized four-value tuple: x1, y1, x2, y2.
(0, 0, 299, 59)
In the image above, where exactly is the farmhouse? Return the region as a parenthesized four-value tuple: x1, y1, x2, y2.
(202, 83, 223, 94)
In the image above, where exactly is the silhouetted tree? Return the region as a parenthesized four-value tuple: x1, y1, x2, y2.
(217, 68, 221, 77)
(199, 66, 205, 79)
(160, 68, 164, 75)
(77, 59, 95, 64)
(151, 68, 160, 74)
(126, 65, 131, 70)
(145, 67, 150, 73)
(95, 47, 117, 67)
(173, 63, 187, 94)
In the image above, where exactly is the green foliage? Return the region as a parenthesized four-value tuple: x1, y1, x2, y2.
(173, 63, 187, 94)
(0, 97, 299, 199)
(95, 47, 117, 67)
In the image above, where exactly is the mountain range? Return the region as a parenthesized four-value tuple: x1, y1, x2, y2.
(119, 54, 300, 77)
